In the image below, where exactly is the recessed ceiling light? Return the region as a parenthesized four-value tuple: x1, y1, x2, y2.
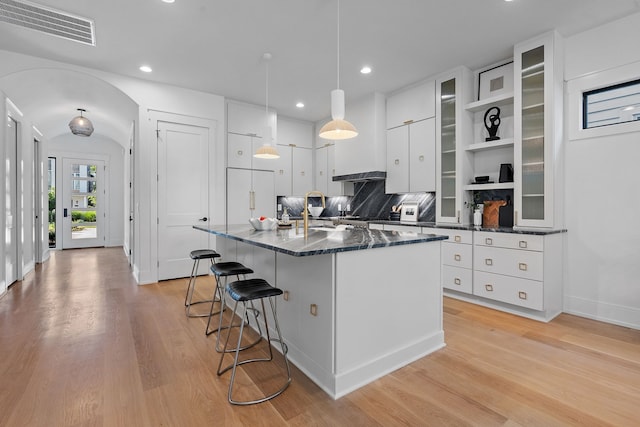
(162, 0, 175, 3)
(296, 102, 305, 108)
(139, 65, 152, 73)
(360, 66, 372, 74)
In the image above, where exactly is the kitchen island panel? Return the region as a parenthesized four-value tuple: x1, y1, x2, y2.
(333, 242, 444, 397)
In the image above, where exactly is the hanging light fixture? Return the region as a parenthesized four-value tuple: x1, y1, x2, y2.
(68, 108, 94, 137)
(254, 53, 280, 159)
(319, 0, 358, 140)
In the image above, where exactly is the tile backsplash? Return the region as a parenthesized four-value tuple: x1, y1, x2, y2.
(277, 180, 436, 222)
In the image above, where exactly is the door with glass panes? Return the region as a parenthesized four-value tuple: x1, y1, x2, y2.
(62, 158, 105, 248)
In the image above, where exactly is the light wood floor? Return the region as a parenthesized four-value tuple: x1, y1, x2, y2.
(1, 247, 639, 426)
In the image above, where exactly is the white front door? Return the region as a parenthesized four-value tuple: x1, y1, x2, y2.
(5, 116, 19, 289)
(157, 121, 209, 280)
(61, 158, 105, 249)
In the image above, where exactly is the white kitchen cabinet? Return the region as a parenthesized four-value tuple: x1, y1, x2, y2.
(227, 133, 274, 171)
(273, 117, 314, 196)
(513, 31, 563, 228)
(332, 92, 387, 176)
(316, 142, 349, 196)
(423, 227, 473, 294)
(226, 167, 275, 223)
(386, 80, 435, 129)
(274, 144, 313, 196)
(435, 67, 473, 225)
(386, 118, 436, 194)
(227, 100, 277, 138)
(472, 230, 563, 321)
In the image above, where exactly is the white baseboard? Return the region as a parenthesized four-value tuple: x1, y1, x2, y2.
(564, 295, 640, 330)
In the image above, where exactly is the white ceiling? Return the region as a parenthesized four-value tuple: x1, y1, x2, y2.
(1, 0, 640, 141)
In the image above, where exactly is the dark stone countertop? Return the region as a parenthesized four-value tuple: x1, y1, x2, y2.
(367, 220, 567, 235)
(194, 224, 448, 257)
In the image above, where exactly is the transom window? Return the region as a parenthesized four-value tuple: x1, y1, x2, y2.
(583, 78, 640, 129)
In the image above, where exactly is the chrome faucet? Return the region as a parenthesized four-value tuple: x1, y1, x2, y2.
(303, 190, 325, 239)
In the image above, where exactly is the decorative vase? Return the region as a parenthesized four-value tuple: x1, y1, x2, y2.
(473, 208, 483, 227)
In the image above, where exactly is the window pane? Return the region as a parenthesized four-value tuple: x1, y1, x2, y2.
(583, 79, 640, 129)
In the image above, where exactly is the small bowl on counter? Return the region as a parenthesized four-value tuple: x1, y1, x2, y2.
(249, 217, 278, 231)
(308, 206, 324, 217)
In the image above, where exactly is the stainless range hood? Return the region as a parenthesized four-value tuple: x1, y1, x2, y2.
(332, 171, 387, 182)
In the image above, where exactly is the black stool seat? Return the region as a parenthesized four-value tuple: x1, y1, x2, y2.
(227, 278, 283, 302)
(211, 262, 253, 277)
(190, 249, 220, 260)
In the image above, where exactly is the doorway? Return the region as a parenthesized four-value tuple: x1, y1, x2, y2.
(61, 158, 106, 249)
(5, 116, 19, 288)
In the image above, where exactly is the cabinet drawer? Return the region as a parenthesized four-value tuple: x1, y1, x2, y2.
(474, 245, 543, 281)
(442, 265, 472, 294)
(475, 231, 543, 251)
(442, 242, 472, 269)
(473, 271, 543, 310)
(422, 227, 472, 244)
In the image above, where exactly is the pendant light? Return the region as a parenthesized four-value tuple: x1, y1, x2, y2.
(254, 53, 280, 159)
(319, 0, 358, 140)
(68, 108, 94, 137)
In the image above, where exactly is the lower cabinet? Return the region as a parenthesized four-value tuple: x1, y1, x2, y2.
(471, 231, 563, 321)
(423, 227, 473, 294)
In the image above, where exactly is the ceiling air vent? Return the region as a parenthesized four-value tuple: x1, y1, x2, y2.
(0, 0, 95, 46)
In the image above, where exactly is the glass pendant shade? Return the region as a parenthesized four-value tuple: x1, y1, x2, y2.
(69, 108, 94, 137)
(319, 89, 358, 140)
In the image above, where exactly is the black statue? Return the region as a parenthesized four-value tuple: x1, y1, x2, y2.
(483, 106, 501, 142)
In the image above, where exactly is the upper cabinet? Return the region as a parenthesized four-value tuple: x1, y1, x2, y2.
(386, 80, 435, 129)
(435, 67, 473, 225)
(513, 31, 563, 229)
(386, 80, 436, 194)
(227, 100, 277, 138)
(386, 118, 436, 194)
(331, 92, 387, 176)
(274, 117, 314, 195)
(315, 142, 342, 196)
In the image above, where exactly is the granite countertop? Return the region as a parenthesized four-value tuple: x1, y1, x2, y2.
(194, 224, 448, 257)
(367, 220, 567, 235)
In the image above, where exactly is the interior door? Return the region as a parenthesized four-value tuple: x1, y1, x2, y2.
(5, 116, 18, 289)
(62, 158, 105, 249)
(157, 121, 209, 280)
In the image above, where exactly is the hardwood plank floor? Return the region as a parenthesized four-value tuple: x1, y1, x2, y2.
(1, 247, 638, 426)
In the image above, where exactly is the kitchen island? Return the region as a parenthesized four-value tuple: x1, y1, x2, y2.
(195, 224, 447, 399)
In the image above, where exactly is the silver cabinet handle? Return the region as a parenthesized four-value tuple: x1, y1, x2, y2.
(454, 278, 461, 285)
(454, 254, 461, 262)
(485, 237, 493, 245)
(485, 284, 494, 292)
(485, 258, 493, 266)
(519, 240, 528, 248)
(249, 191, 255, 210)
(518, 291, 527, 300)
(519, 263, 528, 271)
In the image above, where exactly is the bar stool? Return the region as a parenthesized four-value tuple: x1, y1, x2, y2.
(184, 249, 221, 318)
(216, 278, 291, 405)
(206, 261, 256, 338)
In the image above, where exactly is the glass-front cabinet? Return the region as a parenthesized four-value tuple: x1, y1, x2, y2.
(436, 67, 473, 224)
(514, 32, 562, 228)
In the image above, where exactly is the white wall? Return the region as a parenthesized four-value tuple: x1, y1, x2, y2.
(0, 50, 226, 285)
(48, 134, 126, 248)
(563, 12, 640, 328)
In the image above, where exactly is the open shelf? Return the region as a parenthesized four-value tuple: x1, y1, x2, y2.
(463, 182, 515, 191)
(465, 92, 514, 113)
(466, 138, 514, 152)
